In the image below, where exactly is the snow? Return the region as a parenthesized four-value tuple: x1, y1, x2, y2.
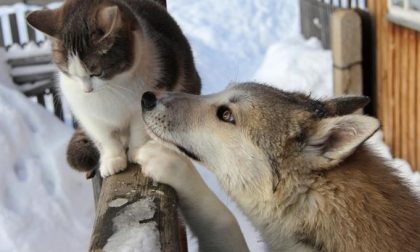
(104, 198, 161, 252)
(168, 0, 300, 94)
(0, 85, 94, 252)
(0, 0, 418, 252)
(254, 37, 333, 98)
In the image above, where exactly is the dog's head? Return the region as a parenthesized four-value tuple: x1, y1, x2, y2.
(141, 83, 379, 191)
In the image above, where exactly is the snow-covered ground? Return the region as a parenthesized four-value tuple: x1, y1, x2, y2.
(0, 84, 94, 252)
(0, 1, 418, 252)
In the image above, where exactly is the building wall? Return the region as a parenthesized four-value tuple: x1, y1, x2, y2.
(368, 1, 420, 171)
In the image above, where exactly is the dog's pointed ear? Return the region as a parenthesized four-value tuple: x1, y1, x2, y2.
(304, 115, 380, 169)
(27, 9, 62, 38)
(324, 96, 370, 116)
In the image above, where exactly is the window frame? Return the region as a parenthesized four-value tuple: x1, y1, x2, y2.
(387, 0, 420, 31)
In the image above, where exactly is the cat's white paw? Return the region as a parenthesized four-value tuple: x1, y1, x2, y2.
(137, 141, 194, 188)
(99, 155, 128, 177)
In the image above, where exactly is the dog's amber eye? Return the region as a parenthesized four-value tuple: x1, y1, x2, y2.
(217, 106, 235, 124)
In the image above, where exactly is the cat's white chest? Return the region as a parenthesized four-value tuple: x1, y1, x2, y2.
(59, 72, 144, 128)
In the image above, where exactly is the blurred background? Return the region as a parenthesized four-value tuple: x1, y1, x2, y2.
(0, 0, 418, 251)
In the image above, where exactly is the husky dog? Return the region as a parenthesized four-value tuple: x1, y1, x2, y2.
(138, 83, 420, 252)
(27, 0, 200, 177)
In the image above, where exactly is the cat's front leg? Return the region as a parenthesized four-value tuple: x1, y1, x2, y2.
(127, 115, 150, 164)
(100, 144, 127, 178)
(80, 118, 127, 177)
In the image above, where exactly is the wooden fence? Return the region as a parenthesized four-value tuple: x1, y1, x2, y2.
(368, 1, 419, 171)
(300, 0, 419, 171)
(300, 0, 376, 114)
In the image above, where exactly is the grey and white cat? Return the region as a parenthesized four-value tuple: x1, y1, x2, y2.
(27, 0, 201, 177)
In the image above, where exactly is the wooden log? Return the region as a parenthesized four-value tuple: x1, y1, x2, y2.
(90, 164, 184, 252)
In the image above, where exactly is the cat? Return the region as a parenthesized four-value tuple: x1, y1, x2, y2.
(27, 0, 201, 177)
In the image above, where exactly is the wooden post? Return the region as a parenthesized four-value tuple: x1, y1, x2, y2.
(89, 164, 184, 252)
(331, 10, 363, 98)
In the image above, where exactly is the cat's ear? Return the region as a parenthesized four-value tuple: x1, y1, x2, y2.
(27, 9, 63, 38)
(97, 5, 124, 39)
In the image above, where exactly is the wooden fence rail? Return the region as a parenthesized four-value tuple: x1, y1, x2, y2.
(89, 164, 185, 252)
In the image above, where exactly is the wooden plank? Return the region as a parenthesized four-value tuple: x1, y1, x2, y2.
(400, 28, 409, 161)
(89, 164, 184, 252)
(407, 30, 417, 169)
(385, 22, 395, 149)
(417, 33, 420, 171)
(0, 18, 4, 48)
(25, 11, 37, 44)
(9, 13, 19, 45)
(20, 79, 53, 96)
(7, 54, 52, 68)
(393, 27, 402, 157)
(12, 71, 55, 84)
(36, 93, 45, 106)
(51, 85, 64, 121)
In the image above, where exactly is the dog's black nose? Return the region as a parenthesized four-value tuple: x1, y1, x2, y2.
(142, 91, 157, 111)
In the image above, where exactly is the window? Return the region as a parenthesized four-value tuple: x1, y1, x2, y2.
(388, 0, 420, 31)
